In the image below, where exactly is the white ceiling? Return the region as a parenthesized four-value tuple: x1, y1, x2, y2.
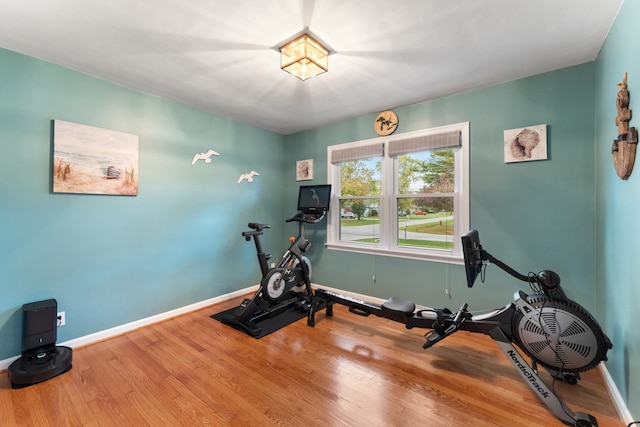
(0, 0, 623, 135)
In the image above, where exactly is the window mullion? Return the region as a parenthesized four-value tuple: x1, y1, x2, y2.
(380, 145, 394, 249)
(391, 156, 399, 250)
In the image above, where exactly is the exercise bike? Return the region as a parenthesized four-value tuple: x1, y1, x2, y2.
(308, 229, 612, 427)
(223, 184, 331, 337)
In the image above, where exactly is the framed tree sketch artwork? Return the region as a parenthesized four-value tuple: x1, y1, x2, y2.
(504, 124, 548, 163)
(53, 120, 139, 195)
(296, 159, 313, 181)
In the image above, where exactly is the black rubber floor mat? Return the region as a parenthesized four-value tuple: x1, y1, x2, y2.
(211, 305, 307, 338)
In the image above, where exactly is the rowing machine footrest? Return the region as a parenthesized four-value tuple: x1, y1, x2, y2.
(423, 308, 454, 349)
(381, 296, 416, 315)
(423, 330, 447, 349)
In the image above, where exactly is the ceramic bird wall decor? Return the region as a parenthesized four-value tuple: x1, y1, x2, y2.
(192, 149, 220, 165)
(238, 170, 259, 183)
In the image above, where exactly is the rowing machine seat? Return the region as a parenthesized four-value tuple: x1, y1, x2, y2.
(381, 296, 415, 316)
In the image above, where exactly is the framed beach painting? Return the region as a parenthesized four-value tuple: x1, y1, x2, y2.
(52, 120, 139, 196)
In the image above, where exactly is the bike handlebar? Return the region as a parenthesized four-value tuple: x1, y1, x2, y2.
(285, 211, 326, 224)
(242, 211, 325, 240)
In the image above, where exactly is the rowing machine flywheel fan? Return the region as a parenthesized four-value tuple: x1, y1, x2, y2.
(511, 295, 611, 373)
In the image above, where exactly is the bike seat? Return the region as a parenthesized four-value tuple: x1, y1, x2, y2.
(248, 222, 271, 231)
(381, 296, 415, 316)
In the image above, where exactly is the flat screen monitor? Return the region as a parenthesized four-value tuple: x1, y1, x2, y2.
(297, 184, 331, 214)
(461, 229, 484, 288)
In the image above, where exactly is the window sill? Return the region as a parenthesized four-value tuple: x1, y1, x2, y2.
(325, 242, 464, 265)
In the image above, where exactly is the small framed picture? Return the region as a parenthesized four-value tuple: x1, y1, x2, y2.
(504, 124, 547, 163)
(296, 159, 313, 181)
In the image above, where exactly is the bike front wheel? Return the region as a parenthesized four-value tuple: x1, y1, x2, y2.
(264, 270, 286, 300)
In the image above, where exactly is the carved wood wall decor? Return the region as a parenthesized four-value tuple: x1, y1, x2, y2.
(612, 72, 638, 180)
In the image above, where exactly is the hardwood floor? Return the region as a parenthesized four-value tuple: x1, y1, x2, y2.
(0, 296, 623, 426)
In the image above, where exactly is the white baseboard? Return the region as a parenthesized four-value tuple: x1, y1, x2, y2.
(0, 355, 19, 372)
(0, 285, 257, 371)
(1, 283, 633, 424)
(599, 363, 635, 424)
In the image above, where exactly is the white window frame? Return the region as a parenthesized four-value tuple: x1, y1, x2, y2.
(326, 122, 469, 265)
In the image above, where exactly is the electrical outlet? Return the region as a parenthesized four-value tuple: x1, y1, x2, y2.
(57, 311, 65, 327)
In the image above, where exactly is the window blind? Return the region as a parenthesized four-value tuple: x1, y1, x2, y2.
(388, 130, 461, 157)
(330, 143, 384, 164)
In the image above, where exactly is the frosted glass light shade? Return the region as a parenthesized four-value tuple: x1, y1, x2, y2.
(280, 34, 328, 81)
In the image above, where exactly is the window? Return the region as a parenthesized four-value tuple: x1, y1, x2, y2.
(327, 122, 469, 264)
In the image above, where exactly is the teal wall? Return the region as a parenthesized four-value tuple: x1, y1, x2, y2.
(0, 48, 288, 360)
(285, 64, 597, 315)
(4, 10, 637, 418)
(595, 0, 640, 419)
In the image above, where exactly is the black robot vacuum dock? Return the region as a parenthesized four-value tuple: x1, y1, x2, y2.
(7, 299, 73, 389)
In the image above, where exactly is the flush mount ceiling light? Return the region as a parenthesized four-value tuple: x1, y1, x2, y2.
(280, 33, 328, 81)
